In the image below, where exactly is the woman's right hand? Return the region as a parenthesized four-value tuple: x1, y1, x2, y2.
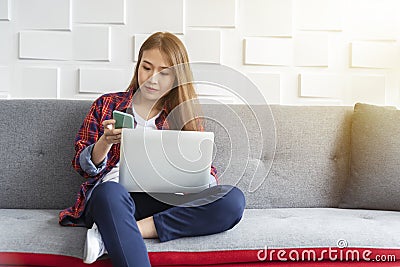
(101, 119, 123, 145)
(91, 119, 122, 166)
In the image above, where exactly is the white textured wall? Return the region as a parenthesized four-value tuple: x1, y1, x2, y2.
(1, 0, 400, 106)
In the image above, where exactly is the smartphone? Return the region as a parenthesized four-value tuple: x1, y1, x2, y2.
(113, 110, 134, 129)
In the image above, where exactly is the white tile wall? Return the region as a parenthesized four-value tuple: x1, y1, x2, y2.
(0, 23, 12, 63)
(198, 95, 236, 104)
(299, 73, 343, 98)
(351, 41, 399, 69)
(351, 75, 386, 105)
(15, 67, 59, 98)
(19, 31, 72, 60)
(73, 26, 111, 61)
(74, 0, 125, 24)
(344, 0, 400, 40)
(185, 30, 221, 63)
(294, 0, 342, 31)
(79, 68, 130, 93)
(17, 0, 71, 30)
(58, 67, 78, 99)
(242, 0, 292, 37)
(0, 66, 9, 92)
(194, 83, 240, 104)
(186, 0, 236, 28)
(294, 33, 329, 67)
(131, 0, 184, 34)
(0, 0, 10, 21)
(3, 0, 400, 106)
(133, 34, 185, 62)
(110, 26, 134, 66)
(133, 34, 150, 62)
(247, 72, 281, 104)
(244, 37, 292, 66)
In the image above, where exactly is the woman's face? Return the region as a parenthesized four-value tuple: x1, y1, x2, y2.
(138, 48, 176, 104)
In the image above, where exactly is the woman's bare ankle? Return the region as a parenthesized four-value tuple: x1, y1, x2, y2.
(137, 216, 158, 238)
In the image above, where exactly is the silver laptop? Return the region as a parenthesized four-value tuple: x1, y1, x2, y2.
(119, 128, 214, 193)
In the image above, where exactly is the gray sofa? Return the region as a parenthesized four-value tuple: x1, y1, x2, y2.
(1, 99, 399, 266)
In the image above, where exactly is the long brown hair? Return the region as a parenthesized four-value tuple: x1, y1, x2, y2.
(126, 32, 202, 131)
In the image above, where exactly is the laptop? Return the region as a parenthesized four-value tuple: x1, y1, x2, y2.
(119, 128, 215, 193)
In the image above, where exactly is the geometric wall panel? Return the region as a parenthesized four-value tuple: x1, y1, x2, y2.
(244, 37, 293, 66)
(299, 73, 343, 98)
(3, 0, 400, 106)
(131, 0, 184, 34)
(242, 0, 292, 37)
(247, 72, 281, 104)
(133, 34, 150, 62)
(16, 67, 59, 98)
(344, 0, 400, 40)
(18, 0, 71, 30)
(194, 83, 238, 97)
(0, 67, 9, 92)
(351, 41, 399, 69)
(351, 75, 386, 105)
(19, 31, 72, 60)
(79, 68, 130, 93)
(185, 30, 221, 63)
(73, 26, 111, 61)
(295, 0, 342, 31)
(74, 0, 125, 24)
(0, 0, 10, 20)
(294, 33, 329, 67)
(0, 23, 12, 63)
(194, 83, 239, 104)
(133, 34, 185, 62)
(186, 0, 236, 27)
(197, 95, 237, 104)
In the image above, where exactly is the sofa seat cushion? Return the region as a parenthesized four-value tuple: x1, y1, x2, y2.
(0, 209, 86, 258)
(1, 208, 400, 265)
(146, 208, 400, 251)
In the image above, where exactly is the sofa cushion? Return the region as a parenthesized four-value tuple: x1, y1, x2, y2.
(2, 208, 400, 262)
(0, 100, 91, 209)
(204, 104, 352, 209)
(339, 103, 400, 210)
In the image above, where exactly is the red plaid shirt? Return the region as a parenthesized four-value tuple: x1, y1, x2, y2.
(59, 88, 218, 226)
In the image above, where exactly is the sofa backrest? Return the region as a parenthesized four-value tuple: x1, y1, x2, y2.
(202, 104, 353, 209)
(0, 100, 91, 209)
(0, 100, 353, 210)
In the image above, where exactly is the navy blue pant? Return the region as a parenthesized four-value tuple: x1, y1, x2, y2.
(84, 182, 246, 267)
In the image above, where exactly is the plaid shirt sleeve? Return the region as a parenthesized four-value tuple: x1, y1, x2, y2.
(73, 96, 110, 179)
(79, 144, 108, 176)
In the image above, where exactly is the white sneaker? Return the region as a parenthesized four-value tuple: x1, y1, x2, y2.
(83, 223, 107, 264)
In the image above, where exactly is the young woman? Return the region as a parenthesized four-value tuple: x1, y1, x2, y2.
(59, 32, 245, 267)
